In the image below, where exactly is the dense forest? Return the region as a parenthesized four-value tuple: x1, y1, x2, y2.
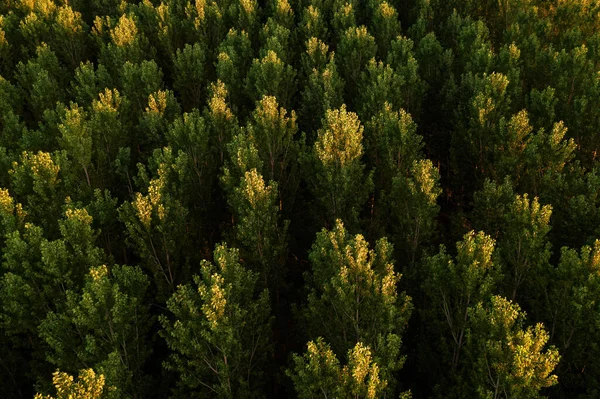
(1, 0, 600, 397)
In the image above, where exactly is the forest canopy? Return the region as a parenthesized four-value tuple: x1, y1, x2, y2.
(1, 0, 600, 398)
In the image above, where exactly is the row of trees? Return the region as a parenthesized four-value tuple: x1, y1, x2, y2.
(1, 0, 600, 398)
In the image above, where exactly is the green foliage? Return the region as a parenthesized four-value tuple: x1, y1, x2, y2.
(160, 243, 272, 398)
(15, 43, 65, 122)
(215, 29, 254, 114)
(229, 168, 288, 289)
(387, 159, 441, 264)
(544, 242, 600, 396)
(173, 42, 207, 111)
(423, 231, 501, 374)
(1, 206, 102, 338)
(337, 26, 377, 108)
(299, 44, 344, 133)
(246, 95, 300, 200)
(246, 50, 296, 110)
(39, 264, 151, 398)
(304, 105, 373, 229)
(35, 368, 110, 399)
(119, 148, 190, 299)
(288, 338, 390, 399)
(468, 295, 560, 399)
(59, 103, 92, 188)
(1, 1, 600, 397)
(497, 193, 552, 302)
(303, 220, 412, 392)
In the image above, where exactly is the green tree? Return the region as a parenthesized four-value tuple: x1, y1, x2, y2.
(173, 42, 207, 111)
(304, 106, 373, 229)
(299, 6, 328, 43)
(95, 13, 153, 79)
(246, 95, 300, 203)
(119, 148, 190, 300)
(160, 244, 272, 398)
(288, 338, 391, 399)
(498, 194, 552, 302)
(51, 5, 89, 70)
(39, 264, 151, 398)
(35, 368, 110, 399)
(299, 43, 344, 134)
(337, 26, 376, 108)
(215, 29, 254, 115)
(246, 50, 296, 110)
(467, 295, 560, 399)
(119, 60, 163, 125)
(386, 35, 425, 117)
(88, 88, 127, 188)
(165, 109, 217, 226)
(303, 220, 412, 392)
(9, 151, 66, 235)
(423, 231, 500, 374)
(544, 242, 600, 396)
(228, 168, 288, 290)
(386, 159, 441, 265)
(15, 43, 65, 123)
(370, 1, 401, 59)
(58, 103, 92, 188)
(260, 18, 293, 65)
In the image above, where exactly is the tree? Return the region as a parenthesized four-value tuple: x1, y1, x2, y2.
(386, 159, 441, 265)
(95, 13, 153, 79)
(246, 95, 300, 204)
(287, 338, 392, 399)
(337, 26, 377, 108)
(0, 206, 102, 337)
(299, 46, 344, 134)
(39, 264, 151, 398)
(386, 35, 425, 117)
(118, 148, 190, 300)
(364, 104, 423, 191)
(15, 43, 65, 123)
(423, 231, 500, 374)
(204, 80, 240, 165)
(498, 194, 552, 302)
(467, 295, 560, 399)
(165, 109, 216, 226)
(370, 1, 401, 60)
(59, 103, 92, 188)
(88, 88, 126, 188)
(260, 18, 293, 65)
(173, 42, 207, 111)
(544, 242, 600, 396)
(215, 29, 254, 115)
(299, 6, 328, 43)
(9, 151, 66, 236)
(228, 169, 288, 291)
(160, 244, 272, 398)
(304, 106, 373, 229)
(51, 5, 89, 70)
(119, 60, 163, 125)
(303, 220, 412, 392)
(35, 369, 110, 399)
(245, 50, 296, 110)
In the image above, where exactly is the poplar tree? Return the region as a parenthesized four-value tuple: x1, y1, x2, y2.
(288, 338, 392, 399)
(302, 220, 412, 392)
(160, 244, 272, 398)
(35, 369, 110, 399)
(423, 231, 501, 374)
(467, 296, 560, 399)
(39, 264, 151, 398)
(304, 105, 373, 229)
(173, 42, 207, 111)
